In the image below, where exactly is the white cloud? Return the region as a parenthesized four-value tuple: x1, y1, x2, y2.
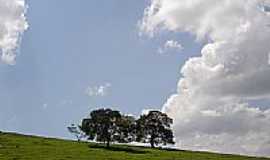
(0, 0, 28, 65)
(85, 83, 111, 97)
(141, 0, 270, 157)
(141, 108, 160, 115)
(158, 40, 183, 54)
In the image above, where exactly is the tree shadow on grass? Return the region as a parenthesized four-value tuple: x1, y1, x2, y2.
(156, 147, 182, 152)
(88, 144, 149, 154)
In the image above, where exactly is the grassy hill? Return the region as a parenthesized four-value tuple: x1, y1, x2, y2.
(0, 132, 269, 160)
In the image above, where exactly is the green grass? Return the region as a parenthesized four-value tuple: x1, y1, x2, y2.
(0, 132, 269, 160)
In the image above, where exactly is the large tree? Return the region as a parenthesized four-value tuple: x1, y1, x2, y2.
(136, 111, 175, 148)
(116, 115, 136, 143)
(80, 108, 124, 147)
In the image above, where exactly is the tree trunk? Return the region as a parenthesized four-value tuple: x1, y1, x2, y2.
(150, 136, 155, 148)
(76, 135, 80, 142)
(106, 135, 111, 148)
(106, 140, 110, 148)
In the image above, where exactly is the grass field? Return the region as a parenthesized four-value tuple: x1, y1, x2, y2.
(0, 131, 269, 160)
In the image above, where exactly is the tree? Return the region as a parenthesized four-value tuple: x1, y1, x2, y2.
(67, 124, 85, 142)
(116, 115, 136, 143)
(80, 108, 122, 148)
(136, 111, 175, 148)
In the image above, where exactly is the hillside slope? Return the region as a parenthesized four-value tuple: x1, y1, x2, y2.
(0, 132, 269, 160)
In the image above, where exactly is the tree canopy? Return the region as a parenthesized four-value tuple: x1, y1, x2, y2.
(80, 108, 123, 147)
(78, 108, 174, 148)
(136, 111, 175, 148)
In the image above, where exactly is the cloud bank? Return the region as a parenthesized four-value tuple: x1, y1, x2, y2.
(141, 0, 270, 157)
(0, 0, 28, 65)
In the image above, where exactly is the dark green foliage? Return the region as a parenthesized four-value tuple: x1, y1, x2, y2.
(80, 108, 174, 148)
(81, 109, 132, 147)
(136, 111, 175, 148)
(116, 115, 136, 143)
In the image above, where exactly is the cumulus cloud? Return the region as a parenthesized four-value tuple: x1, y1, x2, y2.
(0, 0, 28, 65)
(158, 40, 183, 54)
(141, 0, 270, 157)
(85, 83, 111, 97)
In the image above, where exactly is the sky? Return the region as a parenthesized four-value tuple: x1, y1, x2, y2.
(0, 1, 200, 138)
(1, 0, 270, 157)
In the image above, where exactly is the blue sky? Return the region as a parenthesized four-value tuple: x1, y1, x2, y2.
(0, 0, 201, 138)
